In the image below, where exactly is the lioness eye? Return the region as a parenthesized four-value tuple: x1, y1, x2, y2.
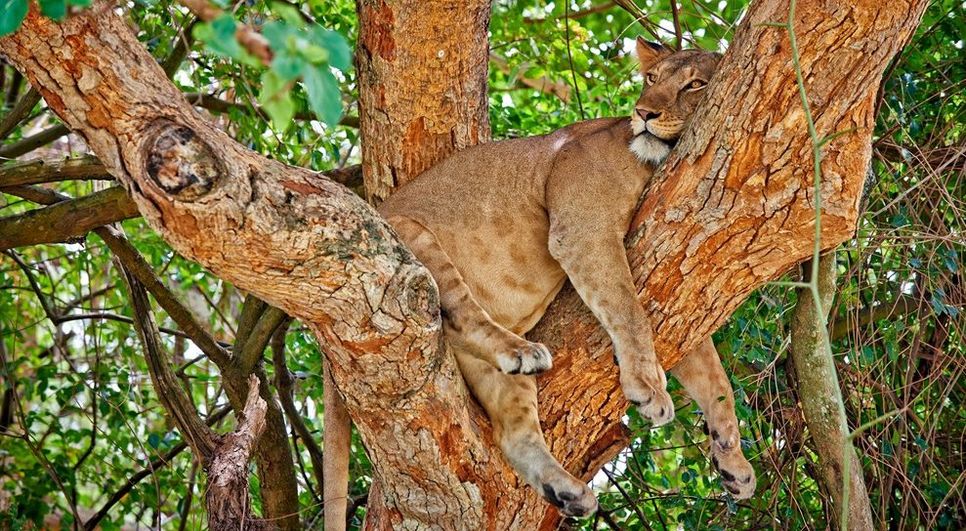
(646, 73, 656, 85)
(688, 80, 707, 90)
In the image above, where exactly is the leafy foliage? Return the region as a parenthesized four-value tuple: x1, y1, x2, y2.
(0, 0, 962, 529)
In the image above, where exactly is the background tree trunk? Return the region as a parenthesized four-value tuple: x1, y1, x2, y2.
(0, 0, 927, 528)
(791, 252, 874, 529)
(357, 0, 491, 203)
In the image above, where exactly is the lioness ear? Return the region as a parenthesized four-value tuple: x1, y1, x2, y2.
(636, 37, 671, 73)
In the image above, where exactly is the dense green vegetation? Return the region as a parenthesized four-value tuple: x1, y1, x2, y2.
(1, 0, 962, 529)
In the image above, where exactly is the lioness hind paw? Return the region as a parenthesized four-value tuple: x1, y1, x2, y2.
(497, 341, 552, 375)
(712, 452, 756, 500)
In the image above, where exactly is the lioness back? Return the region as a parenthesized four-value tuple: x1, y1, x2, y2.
(379, 117, 630, 333)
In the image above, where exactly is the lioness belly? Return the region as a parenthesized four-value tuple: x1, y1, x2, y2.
(430, 211, 567, 335)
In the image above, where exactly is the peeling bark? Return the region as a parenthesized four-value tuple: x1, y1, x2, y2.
(0, 0, 928, 527)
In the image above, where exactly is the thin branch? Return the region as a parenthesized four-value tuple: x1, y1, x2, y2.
(162, 16, 199, 78)
(83, 407, 231, 530)
(563, 0, 586, 119)
(235, 304, 287, 374)
(612, 0, 663, 40)
(0, 124, 70, 160)
(96, 225, 232, 367)
(669, 0, 683, 50)
(0, 156, 110, 187)
(116, 258, 217, 460)
(271, 318, 325, 491)
(0, 87, 41, 141)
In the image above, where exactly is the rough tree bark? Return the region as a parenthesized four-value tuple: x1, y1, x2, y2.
(357, 0, 491, 203)
(0, 0, 927, 528)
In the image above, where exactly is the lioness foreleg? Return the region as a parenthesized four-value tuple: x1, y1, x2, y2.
(389, 216, 552, 374)
(547, 227, 674, 426)
(455, 350, 598, 517)
(671, 338, 756, 498)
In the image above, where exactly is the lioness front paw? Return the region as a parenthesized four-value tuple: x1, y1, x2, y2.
(620, 363, 674, 426)
(497, 340, 553, 375)
(631, 386, 675, 426)
(540, 476, 597, 518)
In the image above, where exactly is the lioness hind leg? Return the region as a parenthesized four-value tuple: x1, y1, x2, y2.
(671, 338, 756, 499)
(388, 216, 552, 375)
(455, 350, 597, 517)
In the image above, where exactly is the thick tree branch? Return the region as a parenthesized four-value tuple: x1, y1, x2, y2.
(0, 161, 362, 249)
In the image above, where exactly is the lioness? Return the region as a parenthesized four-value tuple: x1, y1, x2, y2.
(326, 40, 756, 524)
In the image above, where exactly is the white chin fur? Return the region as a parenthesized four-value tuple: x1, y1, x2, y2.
(629, 133, 671, 165)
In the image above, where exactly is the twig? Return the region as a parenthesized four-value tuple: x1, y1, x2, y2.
(0, 87, 42, 141)
(563, 0, 586, 120)
(0, 124, 70, 160)
(669, 0, 683, 50)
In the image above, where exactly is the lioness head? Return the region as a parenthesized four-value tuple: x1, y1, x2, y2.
(629, 38, 720, 164)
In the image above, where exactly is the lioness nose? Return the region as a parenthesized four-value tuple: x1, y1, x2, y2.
(636, 108, 661, 121)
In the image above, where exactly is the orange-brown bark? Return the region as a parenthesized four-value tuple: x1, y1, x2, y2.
(357, 0, 491, 203)
(0, 0, 927, 528)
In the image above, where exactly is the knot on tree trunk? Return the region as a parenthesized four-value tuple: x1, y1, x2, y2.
(143, 120, 223, 200)
(392, 262, 440, 329)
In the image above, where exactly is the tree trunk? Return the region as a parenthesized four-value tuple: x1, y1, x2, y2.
(357, 0, 491, 203)
(0, 0, 927, 528)
(791, 253, 873, 529)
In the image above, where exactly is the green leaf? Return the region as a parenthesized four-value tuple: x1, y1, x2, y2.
(258, 70, 296, 131)
(311, 28, 351, 71)
(270, 1, 305, 27)
(39, 0, 67, 20)
(271, 52, 305, 80)
(303, 65, 343, 126)
(261, 20, 292, 51)
(195, 14, 246, 61)
(0, 0, 29, 37)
